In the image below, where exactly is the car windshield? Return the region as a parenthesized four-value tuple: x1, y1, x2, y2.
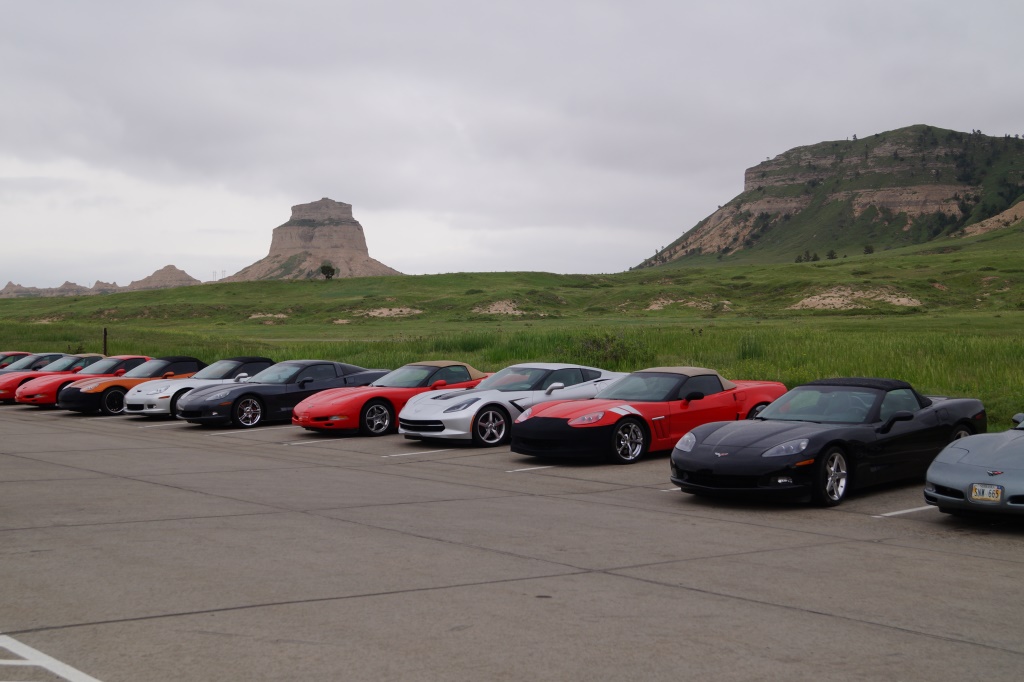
(81, 358, 123, 374)
(757, 385, 879, 424)
(4, 355, 46, 371)
(38, 356, 88, 372)
(476, 367, 551, 392)
(125, 360, 175, 378)
(373, 365, 436, 388)
(247, 364, 302, 384)
(191, 360, 243, 380)
(600, 373, 682, 402)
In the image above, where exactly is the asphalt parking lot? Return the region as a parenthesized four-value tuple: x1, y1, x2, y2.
(2, 406, 1023, 681)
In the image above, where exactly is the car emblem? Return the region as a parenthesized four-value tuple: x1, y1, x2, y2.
(987, 470, 1004, 476)
(714, 451, 729, 458)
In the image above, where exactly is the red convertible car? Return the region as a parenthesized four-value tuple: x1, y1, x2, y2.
(292, 360, 489, 435)
(14, 355, 152, 407)
(510, 366, 787, 464)
(0, 354, 105, 403)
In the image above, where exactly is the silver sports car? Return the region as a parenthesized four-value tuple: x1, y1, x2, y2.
(398, 362, 623, 446)
(925, 413, 1024, 515)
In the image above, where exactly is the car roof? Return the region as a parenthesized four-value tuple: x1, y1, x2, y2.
(409, 360, 487, 379)
(803, 377, 912, 391)
(635, 367, 737, 390)
(154, 356, 205, 363)
(219, 356, 275, 363)
(505, 362, 600, 371)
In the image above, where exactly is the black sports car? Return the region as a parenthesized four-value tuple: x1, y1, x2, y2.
(176, 360, 389, 428)
(670, 378, 987, 506)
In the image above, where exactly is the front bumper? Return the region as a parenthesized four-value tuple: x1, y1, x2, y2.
(292, 411, 358, 432)
(511, 418, 613, 458)
(669, 449, 814, 500)
(398, 413, 474, 440)
(56, 387, 102, 413)
(125, 397, 171, 416)
(924, 463, 1024, 515)
(177, 404, 233, 425)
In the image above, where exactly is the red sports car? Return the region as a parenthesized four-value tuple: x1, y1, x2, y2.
(511, 366, 788, 464)
(14, 355, 152, 407)
(0, 351, 31, 369)
(292, 361, 489, 435)
(0, 353, 105, 403)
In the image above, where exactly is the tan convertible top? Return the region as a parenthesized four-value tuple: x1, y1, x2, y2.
(411, 360, 488, 380)
(636, 366, 737, 390)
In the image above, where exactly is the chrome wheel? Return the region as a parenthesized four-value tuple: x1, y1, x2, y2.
(950, 425, 973, 441)
(611, 418, 647, 464)
(360, 400, 393, 436)
(472, 407, 508, 446)
(233, 396, 263, 428)
(813, 448, 848, 506)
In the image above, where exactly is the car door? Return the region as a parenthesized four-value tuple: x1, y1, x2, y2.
(529, 367, 589, 408)
(667, 375, 737, 443)
(871, 388, 946, 481)
(280, 364, 342, 418)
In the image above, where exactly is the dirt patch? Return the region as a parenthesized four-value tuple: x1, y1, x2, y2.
(789, 287, 922, 310)
(931, 282, 948, 291)
(332, 319, 350, 325)
(473, 300, 523, 315)
(249, 313, 288, 319)
(34, 317, 62, 324)
(363, 307, 422, 318)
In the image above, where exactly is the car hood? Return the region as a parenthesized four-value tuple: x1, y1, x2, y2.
(23, 372, 113, 389)
(401, 388, 524, 416)
(696, 420, 835, 449)
(180, 382, 289, 404)
(127, 377, 236, 395)
(298, 385, 384, 409)
(942, 431, 1024, 470)
(533, 398, 624, 419)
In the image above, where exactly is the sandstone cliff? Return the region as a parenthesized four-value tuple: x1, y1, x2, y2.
(0, 266, 199, 299)
(225, 198, 401, 281)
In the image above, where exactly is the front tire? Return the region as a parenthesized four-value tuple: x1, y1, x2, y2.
(610, 418, 648, 464)
(232, 395, 264, 428)
(360, 399, 394, 436)
(169, 390, 190, 419)
(99, 387, 126, 415)
(746, 403, 769, 419)
(949, 424, 974, 442)
(472, 406, 509, 446)
(812, 447, 849, 506)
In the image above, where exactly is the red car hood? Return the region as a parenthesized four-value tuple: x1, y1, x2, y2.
(532, 399, 634, 420)
(20, 372, 116, 390)
(298, 385, 390, 411)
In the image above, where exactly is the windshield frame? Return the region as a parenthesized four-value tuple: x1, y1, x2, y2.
(372, 365, 437, 388)
(191, 360, 244, 381)
(476, 366, 551, 392)
(599, 372, 685, 402)
(756, 385, 882, 424)
(246, 363, 303, 385)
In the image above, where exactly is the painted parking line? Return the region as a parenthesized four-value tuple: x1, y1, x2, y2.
(873, 505, 935, 518)
(0, 634, 103, 682)
(660, 487, 681, 492)
(137, 422, 190, 428)
(381, 449, 453, 458)
(506, 466, 554, 473)
(205, 426, 296, 437)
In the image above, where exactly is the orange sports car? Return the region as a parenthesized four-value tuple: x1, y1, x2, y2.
(0, 354, 105, 403)
(15, 355, 151, 407)
(57, 356, 206, 415)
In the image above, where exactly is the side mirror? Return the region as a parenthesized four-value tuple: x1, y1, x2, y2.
(234, 373, 249, 383)
(878, 410, 914, 434)
(545, 382, 565, 395)
(430, 379, 448, 389)
(72, 367, 83, 373)
(114, 369, 126, 376)
(1012, 413, 1024, 426)
(683, 391, 705, 402)
(162, 372, 175, 379)
(298, 377, 313, 388)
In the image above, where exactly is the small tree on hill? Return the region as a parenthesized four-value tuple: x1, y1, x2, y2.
(863, 244, 874, 255)
(826, 249, 838, 260)
(320, 263, 337, 280)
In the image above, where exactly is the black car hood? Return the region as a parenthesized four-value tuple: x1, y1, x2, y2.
(699, 420, 836, 449)
(952, 430, 1024, 470)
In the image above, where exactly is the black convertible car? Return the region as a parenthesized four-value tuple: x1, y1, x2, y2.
(670, 378, 986, 506)
(176, 360, 389, 428)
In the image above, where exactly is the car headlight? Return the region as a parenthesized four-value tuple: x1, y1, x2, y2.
(676, 432, 696, 452)
(205, 390, 231, 402)
(146, 384, 170, 395)
(762, 438, 809, 458)
(568, 411, 604, 426)
(515, 407, 533, 423)
(443, 397, 479, 413)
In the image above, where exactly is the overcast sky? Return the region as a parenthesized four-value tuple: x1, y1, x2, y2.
(2, 1, 1022, 288)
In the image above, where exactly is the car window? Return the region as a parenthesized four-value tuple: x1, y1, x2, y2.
(166, 361, 201, 374)
(679, 374, 723, 398)
(240, 361, 273, 376)
(123, 358, 148, 371)
(296, 364, 337, 383)
(581, 368, 601, 381)
(542, 368, 584, 389)
(432, 365, 471, 384)
(879, 388, 921, 422)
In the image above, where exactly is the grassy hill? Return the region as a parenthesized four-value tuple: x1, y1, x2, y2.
(1, 223, 1022, 425)
(640, 125, 1024, 268)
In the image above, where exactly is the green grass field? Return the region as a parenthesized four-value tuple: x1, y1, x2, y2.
(2, 223, 1022, 426)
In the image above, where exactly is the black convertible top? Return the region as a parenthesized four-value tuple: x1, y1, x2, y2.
(803, 377, 913, 391)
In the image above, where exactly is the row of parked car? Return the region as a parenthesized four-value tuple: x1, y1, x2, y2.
(2, 350, 1021, 515)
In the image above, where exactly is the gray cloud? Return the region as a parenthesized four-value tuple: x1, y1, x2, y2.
(2, 1, 1022, 287)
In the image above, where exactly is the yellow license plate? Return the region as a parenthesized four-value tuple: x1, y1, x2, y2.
(971, 483, 1003, 502)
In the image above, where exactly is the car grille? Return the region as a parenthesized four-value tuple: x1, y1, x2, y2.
(932, 483, 964, 500)
(125, 404, 144, 412)
(678, 470, 762, 489)
(399, 419, 445, 433)
(179, 410, 202, 419)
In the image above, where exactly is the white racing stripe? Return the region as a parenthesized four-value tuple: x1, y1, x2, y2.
(0, 634, 103, 682)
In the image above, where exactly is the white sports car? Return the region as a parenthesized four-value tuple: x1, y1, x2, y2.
(124, 356, 274, 417)
(398, 362, 623, 446)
